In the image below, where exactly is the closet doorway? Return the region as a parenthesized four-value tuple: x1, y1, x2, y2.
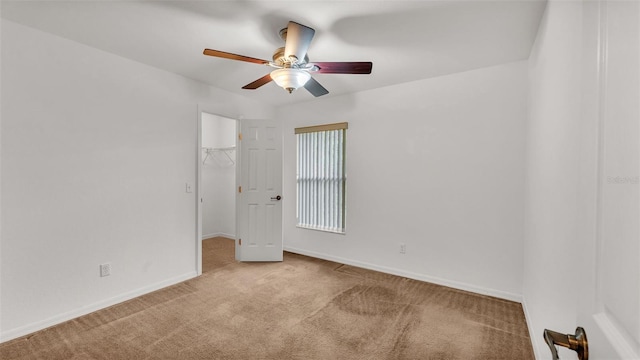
(199, 112, 237, 273)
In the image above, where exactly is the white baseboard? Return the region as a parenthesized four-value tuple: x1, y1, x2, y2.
(284, 246, 523, 303)
(521, 296, 542, 360)
(202, 232, 235, 240)
(0, 271, 198, 344)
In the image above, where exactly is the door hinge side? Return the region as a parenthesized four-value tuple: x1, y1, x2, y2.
(238, 186, 242, 193)
(238, 133, 242, 141)
(239, 238, 242, 246)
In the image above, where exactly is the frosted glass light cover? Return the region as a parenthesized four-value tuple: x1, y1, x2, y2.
(270, 68, 311, 92)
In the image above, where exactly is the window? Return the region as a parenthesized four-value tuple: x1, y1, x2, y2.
(295, 122, 347, 234)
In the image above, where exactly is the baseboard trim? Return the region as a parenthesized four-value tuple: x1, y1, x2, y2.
(521, 296, 542, 359)
(284, 246, 522, 303)
(202, 232, 235, 240)
(0, 271, 198, 344)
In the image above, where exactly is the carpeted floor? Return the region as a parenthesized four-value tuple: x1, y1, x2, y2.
(0, 237, 534, 359)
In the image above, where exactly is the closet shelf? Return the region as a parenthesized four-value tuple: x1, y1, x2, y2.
(202, 146, 235, 165)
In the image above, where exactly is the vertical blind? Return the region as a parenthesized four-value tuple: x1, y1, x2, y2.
(295, 122, 347, 233)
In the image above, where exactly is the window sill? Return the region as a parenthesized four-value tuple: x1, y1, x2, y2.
(296, 225, 346, 235)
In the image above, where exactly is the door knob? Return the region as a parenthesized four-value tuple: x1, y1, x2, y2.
(544, 327, 588, 360)
(270, 195, 282, 201)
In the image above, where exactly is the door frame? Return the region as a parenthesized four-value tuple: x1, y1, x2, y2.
(195, 105, 203, 276)
(195, 104, 241, 275)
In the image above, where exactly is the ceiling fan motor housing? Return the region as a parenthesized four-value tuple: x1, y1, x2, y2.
(272, 47, 309, 67)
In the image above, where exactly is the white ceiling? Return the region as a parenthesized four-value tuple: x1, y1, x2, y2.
(1, 0, 546, 106)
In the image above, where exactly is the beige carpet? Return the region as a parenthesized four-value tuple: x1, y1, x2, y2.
(1, 237, 534, 359)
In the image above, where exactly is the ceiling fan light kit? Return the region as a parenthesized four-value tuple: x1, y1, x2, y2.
(203, 21, 373, 97)
(270, 68, 311, 93)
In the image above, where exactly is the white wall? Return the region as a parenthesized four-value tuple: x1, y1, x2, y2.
(278, 61, 528, 300)
(201, 113, 236, 239)
(522, 2, 583, 357)
(0, 20, 273, 341)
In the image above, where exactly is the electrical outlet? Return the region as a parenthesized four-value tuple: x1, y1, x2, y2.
(400, 243, 406, 254)
(100, 263, 111, 277)
(185, 183, 193, 193)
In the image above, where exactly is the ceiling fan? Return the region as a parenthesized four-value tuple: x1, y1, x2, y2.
(203, 21, 373, 97)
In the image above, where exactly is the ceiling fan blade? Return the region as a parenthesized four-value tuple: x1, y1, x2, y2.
(203, 49, 270, 65)
(242, 74, 273, 89)
(312, 62, 373, 74)
(304, 77, 329, 97)
(284, 21, 315, 63)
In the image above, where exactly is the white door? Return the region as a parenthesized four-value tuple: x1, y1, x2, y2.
(236, 119, 283, 262)
(571, 2, 640, 359)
